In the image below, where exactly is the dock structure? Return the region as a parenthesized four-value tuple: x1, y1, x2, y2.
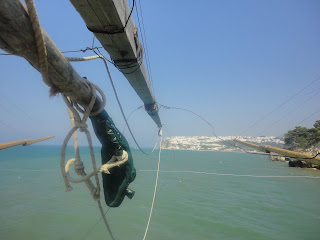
(234, 139, 320, 166)
(69, 0, 162, 128)
(0, 135, 55, 150)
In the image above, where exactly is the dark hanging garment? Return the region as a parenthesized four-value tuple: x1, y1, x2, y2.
(90, 110, 136, 207)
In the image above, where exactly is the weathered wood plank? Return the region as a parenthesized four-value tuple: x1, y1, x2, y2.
(70, 0, 162, 127)
(0, 0, 102, 110)
(0, 37, 16, 55)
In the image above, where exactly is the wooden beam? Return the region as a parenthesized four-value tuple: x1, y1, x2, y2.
(0, 135, 55, 150)
(234, 139, 320, 166)
(69, 0, 162, 128)
(0, 0, 102, 110)
(234, 139, 261, 150)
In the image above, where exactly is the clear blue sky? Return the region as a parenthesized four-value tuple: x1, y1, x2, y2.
(1, 0, 320, 147)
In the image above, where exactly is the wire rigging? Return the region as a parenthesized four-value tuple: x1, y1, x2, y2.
(90, 47, 151, 155)
(139, 170, 320, 179)
(135, 0, 154, 91)
(142, 133, 163, 240)
(239, 76, 320, 136)
(81, 208, 111, 240)
(158, 104, 252, 153)
(0, 47, 105, 56)
(294, 107, 320, 128)
(159, 104, 320, 160)
(257, 88, 320, 136)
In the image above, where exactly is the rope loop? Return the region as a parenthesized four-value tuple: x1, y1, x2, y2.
(60, 80, 127, 199)
(73, 81, 106, 117)
(60, 91, 100, 197)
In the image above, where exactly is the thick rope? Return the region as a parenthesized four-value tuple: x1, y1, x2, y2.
(25, 0, 52, 88)
(142, 129, 163, 240)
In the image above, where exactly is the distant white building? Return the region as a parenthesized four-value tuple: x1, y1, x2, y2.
(162, 136, 284, 151)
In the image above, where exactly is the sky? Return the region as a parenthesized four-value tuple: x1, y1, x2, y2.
(1, 0, 320, 147)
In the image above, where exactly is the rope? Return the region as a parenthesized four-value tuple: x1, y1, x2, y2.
(88, 50, 154, 155)
(66, 51, 158, 155)
(67, 51, 157, 155)
(25, 0, 52, 88)
(60, 82, 126, 240)
(66, 55, 104, 62)
(122, 105, 144, 134)
(2, 168, 319, 179)
(97, 201, 115, 240)
(81, 208, 110, 240)
(142, 129, 163, 240)
(139, 170, 320, 179)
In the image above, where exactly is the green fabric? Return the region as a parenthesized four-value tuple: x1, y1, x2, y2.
(90, 110, 136, 207)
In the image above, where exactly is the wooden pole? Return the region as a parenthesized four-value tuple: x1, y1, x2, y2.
(69, 0, 162, 128)
(0, 135, 55, 150)
(234, 139, 320, 166)
(0, 0, 102, 110)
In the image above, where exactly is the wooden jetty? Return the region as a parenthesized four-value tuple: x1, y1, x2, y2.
(0, 135, 55, 150)
(234, 139, 320, 166)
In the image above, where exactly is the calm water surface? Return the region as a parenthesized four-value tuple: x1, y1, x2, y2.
(1, 146, 320, 240)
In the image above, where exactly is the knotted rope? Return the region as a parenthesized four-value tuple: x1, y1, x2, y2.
(60, 82, 103, 197)
(61, 82, 129, 240)
(61, 82, 129, 192)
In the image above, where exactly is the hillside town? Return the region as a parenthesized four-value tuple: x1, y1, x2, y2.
(161, 136, 284, 152)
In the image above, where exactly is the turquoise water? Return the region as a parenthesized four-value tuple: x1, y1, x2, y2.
(1, 146, 320, 240)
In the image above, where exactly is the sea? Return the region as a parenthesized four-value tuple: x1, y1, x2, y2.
(1, 145, 320, 240)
